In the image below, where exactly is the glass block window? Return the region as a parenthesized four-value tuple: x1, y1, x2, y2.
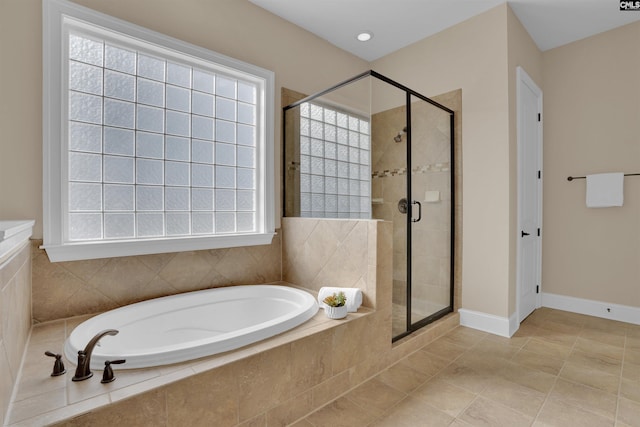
(299, 102, 370, 218)
(43, 0, 274, 262)
(67, 32, 259, 240)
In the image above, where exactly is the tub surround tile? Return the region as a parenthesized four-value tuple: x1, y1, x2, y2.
(0, 347, 14, 427)
(282, 218, 376, 309)
(9, 306, 366, 426)
(55, 390, 167, 427)
(290, 329, 333, 396)
(66, 366, 161, 405)
(265, 390, 314, 427)
(12, 395, 112, 427)
(11, 308, 458, 426)
(0, 242, 32, 427)
(310, 369, 352, 409)
(31, 233, 282, 322)
(59, 257, 109, 283)
(88, 256, 157, 302)
(14, 355, 67, 402)
(8, 387, 67, 424)
(135, 252, 176, 274)
(166, 365, 239, 426)
(108, 367, 196, 404)
(237, 344, 292, 422)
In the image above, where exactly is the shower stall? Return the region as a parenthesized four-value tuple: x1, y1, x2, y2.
(283, 70, 455, 340)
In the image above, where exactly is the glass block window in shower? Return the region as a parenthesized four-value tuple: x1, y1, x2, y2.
(299, 102, 371, 218)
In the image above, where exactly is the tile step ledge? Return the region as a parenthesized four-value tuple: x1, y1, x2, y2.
(0, 220, 35, 264)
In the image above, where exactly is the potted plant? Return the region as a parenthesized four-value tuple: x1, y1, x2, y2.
(323, 292, 348, 319)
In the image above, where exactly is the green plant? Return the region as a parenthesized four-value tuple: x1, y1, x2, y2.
(323, 291, 347, 307)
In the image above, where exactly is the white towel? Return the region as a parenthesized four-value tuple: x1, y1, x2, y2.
(586, 173, 624, 208)
(317, 287, 363, 313)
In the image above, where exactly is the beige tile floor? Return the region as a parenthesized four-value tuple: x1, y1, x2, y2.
(294, 308, 640, 426)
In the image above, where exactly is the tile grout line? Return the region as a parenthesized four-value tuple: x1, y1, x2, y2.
(529, 318, 582, 427)
(615, 330, 627, 426)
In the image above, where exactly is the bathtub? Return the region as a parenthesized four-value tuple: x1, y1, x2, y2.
(64, 284, 318, 369)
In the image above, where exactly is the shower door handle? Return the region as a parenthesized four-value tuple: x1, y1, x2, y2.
(411, 201, 422, 222)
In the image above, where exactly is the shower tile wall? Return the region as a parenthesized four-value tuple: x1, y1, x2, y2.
(30, 233, 281, 322)
(0, 242, 32, 426)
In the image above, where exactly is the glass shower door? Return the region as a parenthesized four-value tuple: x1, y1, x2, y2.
(408, 95, 453, 328)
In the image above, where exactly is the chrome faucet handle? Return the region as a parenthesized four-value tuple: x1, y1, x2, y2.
(101, 359, 126, 383)
(44, 351, 66, 376)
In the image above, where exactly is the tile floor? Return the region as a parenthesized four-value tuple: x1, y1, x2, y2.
(293, 308, 640, 426)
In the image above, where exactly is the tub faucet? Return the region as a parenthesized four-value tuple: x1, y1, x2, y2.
(72, 329, 119, 381)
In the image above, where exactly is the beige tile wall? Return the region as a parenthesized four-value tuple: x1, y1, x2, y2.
(31, 233, 282, 322)
(282, 218, 383, 309)
(0, 242, 32, 426)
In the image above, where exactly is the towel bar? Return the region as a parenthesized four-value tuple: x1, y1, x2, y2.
(567, 173, 640, 181)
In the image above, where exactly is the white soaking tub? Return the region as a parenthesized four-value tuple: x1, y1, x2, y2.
(64, 284, 318, 369)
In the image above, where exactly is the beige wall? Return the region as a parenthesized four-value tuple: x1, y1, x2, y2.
(372, 5, 512, 317)
(506, 7, 543, 314)
(0, 0, 368, 238)
(542, 22, 640, 307)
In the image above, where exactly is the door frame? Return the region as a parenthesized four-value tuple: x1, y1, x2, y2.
(516, 66, 543, 323)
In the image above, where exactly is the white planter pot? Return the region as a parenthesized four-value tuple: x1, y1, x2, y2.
(325, 305, 348, 319)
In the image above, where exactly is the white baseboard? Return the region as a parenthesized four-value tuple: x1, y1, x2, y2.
(458, 309, 519, 338)
(541, 292, 640, 325)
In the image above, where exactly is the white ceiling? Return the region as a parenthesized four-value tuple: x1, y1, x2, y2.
(249, 0, 640, 61)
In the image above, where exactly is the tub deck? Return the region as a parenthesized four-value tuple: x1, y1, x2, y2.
(6, 284, 372, 426)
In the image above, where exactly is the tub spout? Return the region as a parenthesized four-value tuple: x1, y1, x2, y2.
(72, 329, 119, 381)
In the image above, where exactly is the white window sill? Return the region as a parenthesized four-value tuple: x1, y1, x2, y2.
(42, 232, 275, 262)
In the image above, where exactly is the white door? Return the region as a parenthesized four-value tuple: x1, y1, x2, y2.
(517, 67, 543, 323)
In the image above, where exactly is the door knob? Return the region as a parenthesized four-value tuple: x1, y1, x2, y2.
(521, 231, 530, 237)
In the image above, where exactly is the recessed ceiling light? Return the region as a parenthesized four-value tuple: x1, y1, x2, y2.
(356, 32, 373, 42)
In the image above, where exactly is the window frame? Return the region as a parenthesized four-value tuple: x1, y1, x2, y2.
(43, 0, 275, 262)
